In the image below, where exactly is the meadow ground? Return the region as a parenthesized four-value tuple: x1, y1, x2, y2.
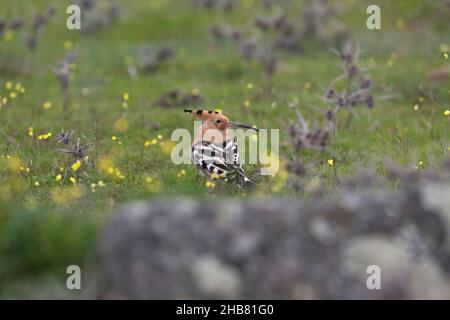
(0, 0, 449, 297)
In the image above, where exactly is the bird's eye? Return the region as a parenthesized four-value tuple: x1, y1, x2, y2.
(215, 120, 222, 124)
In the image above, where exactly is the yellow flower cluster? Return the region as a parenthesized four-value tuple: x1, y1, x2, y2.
(37, 132, 52, 141)
(107, 166, 125, 179)
(20, 166, 30, 173)
(144, 134, 163, 147)
(122, 92, 130, 109)
(440, 43, 449, 60)
(0, 81, 25, 108)
(27, 127, 34, 137)
(177, 169, 186, 178)
(205, 180, 216, 188)
(111, 135, 123, 145)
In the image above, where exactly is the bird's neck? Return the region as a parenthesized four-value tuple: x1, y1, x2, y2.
(195, 124, 227, 144)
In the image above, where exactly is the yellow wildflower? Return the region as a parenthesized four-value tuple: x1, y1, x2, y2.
(71, 160, 81, 171)
(205, 180, 216, 188)
(327, 159, 334, 166)
(43, 101, 52, 110)
(55, 175, 62, 182)
(37, 132, 52, 141)
(177, 169, 187, 178)
(211, 173, 220, 180)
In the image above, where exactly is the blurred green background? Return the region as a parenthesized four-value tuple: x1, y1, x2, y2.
(0, 0, 449, 298)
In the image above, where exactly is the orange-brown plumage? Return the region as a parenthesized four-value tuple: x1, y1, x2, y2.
(184, 109, 230, 144)
(184, 108, 258, 189)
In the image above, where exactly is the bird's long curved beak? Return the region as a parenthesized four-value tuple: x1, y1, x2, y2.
(229, 121, 259, 132)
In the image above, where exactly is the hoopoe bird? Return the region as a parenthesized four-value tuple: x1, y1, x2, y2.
(184, 109, 259, 189)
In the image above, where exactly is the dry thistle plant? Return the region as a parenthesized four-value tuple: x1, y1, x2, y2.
(26, 6, 57, 52)
(209, 10, 299, 88)
(55, 129, 91, 184)
(324, 41, 376, 124)
(53, 49, 77, 114)
(57, 129, 90, 162)
(300, 0, 349, 45)
(339, 158, 450, 192)
(193, 0, 236, 12)
(75, 0, 120, 33)
(206, 0, 351, 93)
(0, 5, 56, 72)
(286, 41, 377, 192)
(125, 45, 173, 79)
(153, 89, 204, 109)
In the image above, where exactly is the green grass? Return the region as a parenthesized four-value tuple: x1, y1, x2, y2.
(0, 0, 449, 297)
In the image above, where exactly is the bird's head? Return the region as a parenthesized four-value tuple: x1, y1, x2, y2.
(184, 109, 259, 132)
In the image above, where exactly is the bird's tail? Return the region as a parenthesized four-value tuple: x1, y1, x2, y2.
(235, 167, 253, 190)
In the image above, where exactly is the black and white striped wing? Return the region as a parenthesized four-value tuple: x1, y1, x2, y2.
(192, 140, 231, 178)
(191, 139, 251, 188)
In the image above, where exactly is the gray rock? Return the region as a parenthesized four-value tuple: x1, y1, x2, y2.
(95, 185, 450, 299)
